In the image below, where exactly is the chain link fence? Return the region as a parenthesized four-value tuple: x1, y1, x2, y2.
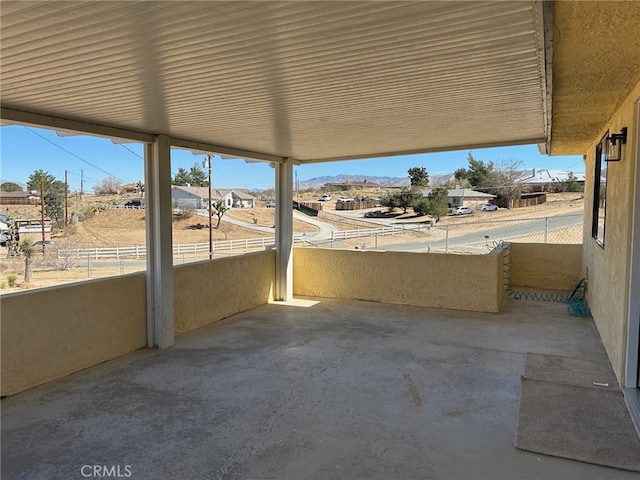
(299, 214, 583, 254)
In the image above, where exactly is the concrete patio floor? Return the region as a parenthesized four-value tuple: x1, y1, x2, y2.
(2, 297, 637, 480)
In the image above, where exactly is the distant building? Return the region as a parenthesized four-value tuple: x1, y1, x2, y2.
(515, 169, 585, 190)
(422, 188, 495, 208)
(323, 180, 380, 191)
(14, 219, 52, 242)
(171, 186, 255, 210)
(0, 191, 40, 205)
(121, 183, 143, 194)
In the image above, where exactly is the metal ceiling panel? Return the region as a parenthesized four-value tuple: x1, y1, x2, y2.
(1, 1, 548, 162)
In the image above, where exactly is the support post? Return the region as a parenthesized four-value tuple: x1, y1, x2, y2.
(275, 159, 294, 301)
(144, 135, 175, 348)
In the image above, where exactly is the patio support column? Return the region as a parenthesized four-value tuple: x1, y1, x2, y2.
(144, 135, 175, 348)
(275, 158, 294, 301)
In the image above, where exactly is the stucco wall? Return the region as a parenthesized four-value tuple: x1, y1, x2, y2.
(174, 250, 275, 335)
(510, 243, 582, 291)
(293, 248, 504, 313)
(582, 80, 639, 383)
(1, 273, 147, 396)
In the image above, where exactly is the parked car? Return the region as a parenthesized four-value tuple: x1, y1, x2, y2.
(124, 199, 143, 208)
(481, 203, 498, 211)
(265, 199, 276, 208)
(319, 194, 332, 201)
(450, 206, 474, 216)
(338, 196, 354, 203)
(0, 232, 11, 246)
(33, 240, 56, 248)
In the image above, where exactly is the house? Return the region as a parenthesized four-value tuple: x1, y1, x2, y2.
(172, 186, 233, 210)
(230, 189, 256, 208)
(171, 186, 254, 209)
(516, 168, 586, 190)
(121, 182, 143, 194)
(2, 1, 640, 476)
(0, 190, 40, 205)
(422, 188, 496, 208)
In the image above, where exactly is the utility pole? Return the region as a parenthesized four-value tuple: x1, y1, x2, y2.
(204, 155, 213, 260)
(40, 180, 46, 254)
(64, 170, 69, 226)
(80, 169, 84, 198)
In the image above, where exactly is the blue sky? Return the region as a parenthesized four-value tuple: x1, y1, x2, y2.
(0, 125, 585, 192)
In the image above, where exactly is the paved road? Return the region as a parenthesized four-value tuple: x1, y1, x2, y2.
(380, 214, 583, 252)
(196, 208, 337, 241)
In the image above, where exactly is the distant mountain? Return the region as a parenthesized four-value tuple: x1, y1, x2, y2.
(299, 173, 461, 190)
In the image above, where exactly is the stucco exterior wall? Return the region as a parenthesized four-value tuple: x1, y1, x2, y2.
(293, 248, 504, 313)
(582, 80, 639, 383)
(511, 243, 582, 291)
(174, 250, 275, 335)
(1, 273, 147, 396)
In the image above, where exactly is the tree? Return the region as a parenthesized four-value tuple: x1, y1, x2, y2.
(455, 152, 494, 187)
(481, 160, 523, 208)
(380, 188, 422, 214)
(173, 163, 209, 187)
(27, 170, 66, 223)
(426, 186, 449, 222)
(0, 181, 22, 192)
(562, 172, 582, 192)
(94, 177, 123, 195)
(188, 164, 209, 187)
(173, 167, 191, 186)
(27, 169, 56, 192)
(212, 199, 228, 228)
(379, 192, 399, 211)
(44, 181, 66, 223)
(413, 186, 449, 222)
(408, 167, 429, 187)
(19, 238, 35, 283)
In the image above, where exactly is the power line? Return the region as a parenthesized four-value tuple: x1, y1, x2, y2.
(26, 127, 128, 183)
(118, 143, 143, 159)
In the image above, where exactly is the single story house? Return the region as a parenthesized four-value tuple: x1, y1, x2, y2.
(422, 188, 496, 208)
(171, 186, 255, 210)
(0, 190, 40, 205)
(516, 168, 586, 190)
(231, 189, 256, 208)
(121, 182, 143, 194)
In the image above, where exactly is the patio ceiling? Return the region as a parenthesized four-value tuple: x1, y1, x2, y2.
(0, 1, 551, 163)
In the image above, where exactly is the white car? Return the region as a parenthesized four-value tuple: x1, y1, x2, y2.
(451, 206, 474, 215)
(338, 196, 354, 202)
(319, 194, 332, 201)
(481, 203, 498, 211)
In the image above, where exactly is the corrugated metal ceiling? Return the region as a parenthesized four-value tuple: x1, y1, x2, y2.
(0, 1, 548, 162)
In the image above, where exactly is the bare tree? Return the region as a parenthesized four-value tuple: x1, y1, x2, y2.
(481, 160, 523, 208)
(218, 221, 233, 239)
(42, 234, 81, 271)
(94, 177, 123, 195)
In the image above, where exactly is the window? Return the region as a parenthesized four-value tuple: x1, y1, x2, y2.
(592, 134, 608, 246)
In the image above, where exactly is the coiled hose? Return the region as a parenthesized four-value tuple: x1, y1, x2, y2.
(489, 241, 590, 317)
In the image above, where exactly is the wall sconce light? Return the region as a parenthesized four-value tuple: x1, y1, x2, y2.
(605, 127, 627, 161)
